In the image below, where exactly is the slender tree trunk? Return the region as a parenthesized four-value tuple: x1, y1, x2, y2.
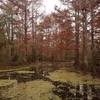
(24, 2, 28, 60)
(81, 0, 88, 68)
(74, 5, 80, 67)
(11, 13, 14, 58)
(90, 5, 95, 64)
(31, 3, 36, 62)
(90, 2, 95, 76)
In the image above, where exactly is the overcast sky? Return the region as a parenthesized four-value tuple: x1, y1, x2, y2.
(42, 0, 62, 14)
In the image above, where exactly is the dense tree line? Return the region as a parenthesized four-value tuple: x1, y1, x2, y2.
(60, 0, 100, 75)
(0, 0, 100, 76)
(0, 0, 42, 64)
(0, 0, 74, 65)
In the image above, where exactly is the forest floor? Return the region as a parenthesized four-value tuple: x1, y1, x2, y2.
(48, 68, 100, 84)
(17, 80, 61, 100)
(15, 68, 100, 100)
(0, 63, 100, 84)
(0, 63, 100, 100)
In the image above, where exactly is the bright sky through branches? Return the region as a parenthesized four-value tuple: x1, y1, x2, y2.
(43, 0, 61, 14)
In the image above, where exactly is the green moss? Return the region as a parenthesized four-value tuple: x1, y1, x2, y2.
(48, 69, 100, 84)
(17, 80, 61, 100)
(0, 80, 17, 87)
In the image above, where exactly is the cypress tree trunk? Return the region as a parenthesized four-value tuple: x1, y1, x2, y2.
(74, 0, 80, 68)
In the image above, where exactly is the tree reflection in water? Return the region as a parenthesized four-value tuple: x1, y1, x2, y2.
(52, 81, 100, 100)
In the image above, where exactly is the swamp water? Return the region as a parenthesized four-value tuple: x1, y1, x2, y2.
(0, 70, 100, 100)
